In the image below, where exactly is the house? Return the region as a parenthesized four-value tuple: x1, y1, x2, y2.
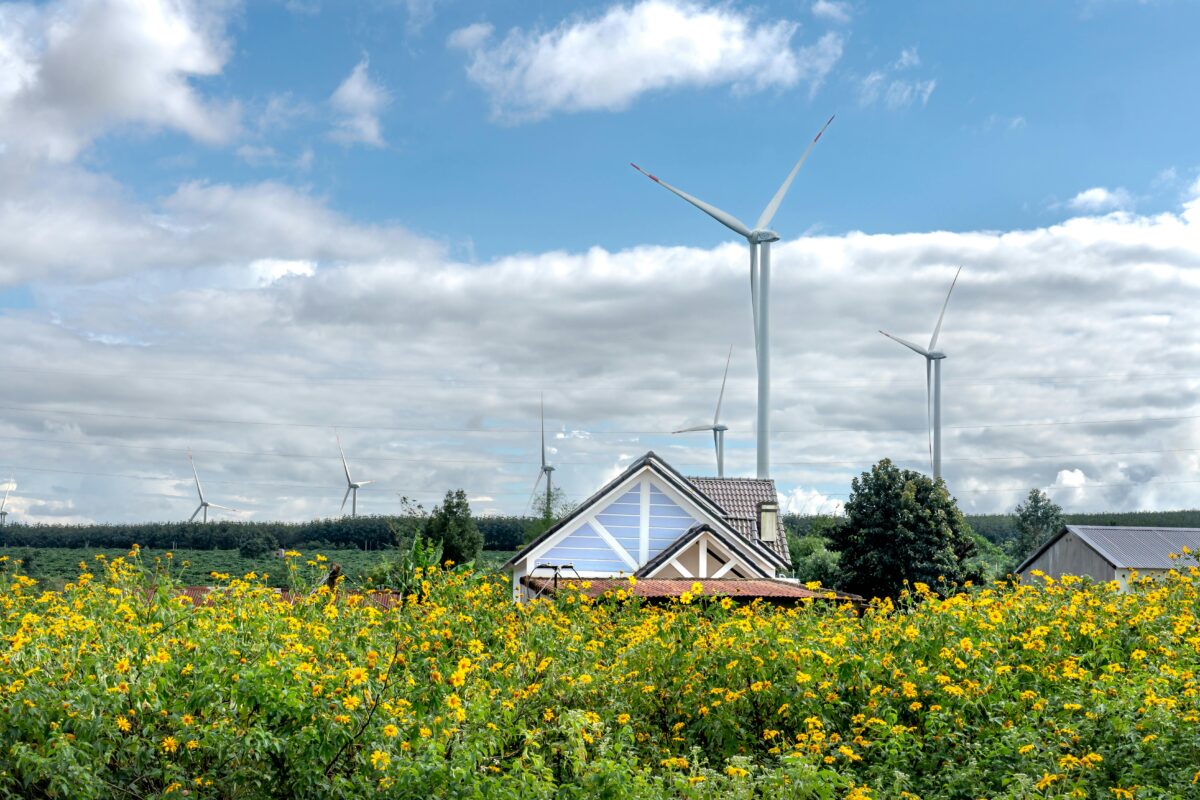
(1016, 525, 1200, 589)
(502, 451, 806, 602)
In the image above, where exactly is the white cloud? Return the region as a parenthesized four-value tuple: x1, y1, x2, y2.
(330, 58, 390, 147)
(1066, 186, 1134, 213)
(0, 0, 239, 162)
(448, 0, 844, 122)
(6, 174, 1200, 521)
(784, 487, 844, 516)
(811, 0, 851, 24)
(859, 46, 936, 109)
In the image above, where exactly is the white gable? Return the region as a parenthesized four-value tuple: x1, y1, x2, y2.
(523, 467, 717, 577)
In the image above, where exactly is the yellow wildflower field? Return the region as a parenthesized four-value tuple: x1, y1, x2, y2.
(1, 550, 1198, 799)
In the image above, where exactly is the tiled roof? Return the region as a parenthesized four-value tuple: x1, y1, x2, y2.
(1058, 526, 1200, 570)
(523, 576, 857, 601)
(688, 476, 790, 562)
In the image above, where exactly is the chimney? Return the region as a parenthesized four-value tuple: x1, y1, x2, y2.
(758, 501, 778, 543)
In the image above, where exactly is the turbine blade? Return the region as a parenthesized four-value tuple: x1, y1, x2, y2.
(188, 452, 205, 503)
(526, 471, 546, 515)
(207, 503, 238, 513)
(928, 265, 962, 352)
(189, 505, 202, 523)
(673, 425, 715, 434)
(755, 115, 835, 230)
(340, 487, 351, 513)
(356, 480, 375, 487)
(714, 344, 732, 425)
(630, 163, 753, 238)
(879, 330, 931, 357)
(335, 430, 353, 486)
(926, 359, 934, 474)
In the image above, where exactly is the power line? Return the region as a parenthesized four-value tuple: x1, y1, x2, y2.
(1, 403, 1197, 435)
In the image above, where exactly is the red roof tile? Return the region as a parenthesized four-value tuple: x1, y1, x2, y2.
(688, 476, 790, 562)
(523, 576, 857, 601)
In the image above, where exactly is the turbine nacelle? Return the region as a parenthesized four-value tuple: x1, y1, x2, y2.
(749, 230, 780, 244)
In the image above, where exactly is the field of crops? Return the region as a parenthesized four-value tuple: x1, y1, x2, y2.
(2, 550, 1198, 799)
(0, 547, 514, 589)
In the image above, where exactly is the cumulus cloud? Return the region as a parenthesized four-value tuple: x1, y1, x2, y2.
(448, 0, 844, 122)
(1066, 186, 1134, 213)
(4, 180, 1200, 523)
(859, 46, 936, 109)
(0, 164, 438, 285)
(784, 487, 844, 516)
(811, 0, 852, 24)
(330, 58, 390, 147)
(0, 0, 239, 162)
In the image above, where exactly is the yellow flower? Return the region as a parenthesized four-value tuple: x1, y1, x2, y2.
(725, 766, 749, 778)
(370, 750, 391, 770)
(161, 736, 179, 754)
(115, 715, 131, 732)
(616, 713, 631, 725)
(383, 724, 399, 737)
(346, 667, 368, 686)
(679, 591, 693, 605)
(114, 658, 131, 675)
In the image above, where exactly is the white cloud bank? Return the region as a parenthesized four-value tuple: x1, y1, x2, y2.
(1067, 186, 1134, 213)
(448, 0, 844, 122)
(4, 179, 1200, 523)
(0, 0, 239, 162)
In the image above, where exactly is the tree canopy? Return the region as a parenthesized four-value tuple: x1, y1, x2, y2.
(829, 459, 980, 599)
(424, 489, 482, 566)
(1013, 488, 1064, 561)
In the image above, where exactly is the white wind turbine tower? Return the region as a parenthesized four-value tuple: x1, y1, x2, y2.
(673, 346, 733, 477)
(633, 116, 834, 479)
(528, 396, 555, 518)
(879, 266, 962, 482)
(0, 477, 13, 527)
(188, 453, 238, 523)
(336, 431, 374, 518)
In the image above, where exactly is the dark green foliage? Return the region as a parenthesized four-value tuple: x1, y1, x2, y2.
(1013, 488, 1064, 561)
(828, 459, 981, 599)
(364, 535, 444, 593)
(237, 530, 279, 559)
(787, 534, 841, 587)
(424, 489, 482, 566)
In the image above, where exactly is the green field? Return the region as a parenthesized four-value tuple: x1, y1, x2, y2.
(0, 546, 514, 589)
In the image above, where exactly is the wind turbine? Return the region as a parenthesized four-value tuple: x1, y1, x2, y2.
(187, 453, 238, 523)
(673, 346, 733, 477)
(528, 396, 555, 518)
(632, 116, 834, 479)
(336, 431, 373, 517)
(879, 266, 962, 482)
(0, 477, 12, 527)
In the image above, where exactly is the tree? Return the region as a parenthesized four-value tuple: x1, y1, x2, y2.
(424, 489, 482, 566)
(1013, 488, 1064, 562)
(523, 486, 573, 544)
(788, 534, 842, 587)
(829, 459, 980, 599)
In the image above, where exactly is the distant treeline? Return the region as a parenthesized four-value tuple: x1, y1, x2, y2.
(0, 516, 530, 552)
(785, 510, 1200, 546)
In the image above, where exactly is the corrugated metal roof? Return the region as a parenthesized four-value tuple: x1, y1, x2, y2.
(688, 476, 790, 562)
(523, 576, 855, 601)
(1068, 525, 1200, 569)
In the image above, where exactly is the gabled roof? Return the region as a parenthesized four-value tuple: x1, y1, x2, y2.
(688, 476, 790, 562)
(1016, 524, 1200, 573)
(635, 522, 774, 579)
(502, 451, 789, 572)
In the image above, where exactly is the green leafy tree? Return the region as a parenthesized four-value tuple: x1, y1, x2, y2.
(1012, 488, 1064, 562)
(788, 534, 842, 587)
(829, 459, 980, 599)
(523, 486, 573, 544)
(424, 489, 482, 566)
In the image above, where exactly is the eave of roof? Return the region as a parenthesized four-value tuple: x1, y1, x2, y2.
(635, 522, 773, 579)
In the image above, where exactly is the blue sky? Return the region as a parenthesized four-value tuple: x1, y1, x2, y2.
(87, 0, 1200, 258)
(1, 0, 1199, 523)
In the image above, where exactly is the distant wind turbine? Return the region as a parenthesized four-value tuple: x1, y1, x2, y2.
(673, 346, 733, 477)
(336, 431, 373, 517)
(0, 477, 13, 527)
(879, 266, 962, 481)
(632, 115, 834, 479)
(188, 453, 238, 523)
(528, 396, 555, 518)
